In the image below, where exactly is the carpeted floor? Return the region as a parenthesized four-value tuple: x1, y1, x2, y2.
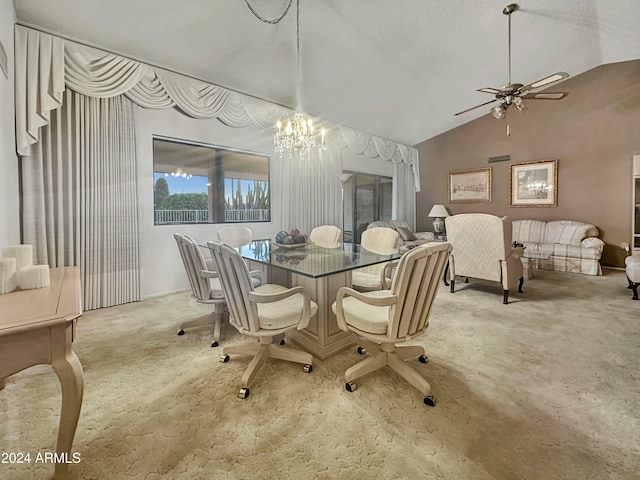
(1, 268, 639, 479)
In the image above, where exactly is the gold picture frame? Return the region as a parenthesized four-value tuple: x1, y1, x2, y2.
(449, 167, 492, 203)
(509, 159, 558, 207)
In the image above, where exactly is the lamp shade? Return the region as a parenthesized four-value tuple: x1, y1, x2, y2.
(428, 204, 449, 218)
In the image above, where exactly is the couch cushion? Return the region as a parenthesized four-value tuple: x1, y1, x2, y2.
(545, 221, 593, 246)
(513, 220, 547, 243)
(551, 244, 602, 260)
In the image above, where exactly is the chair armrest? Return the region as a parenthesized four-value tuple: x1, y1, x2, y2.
(201, 269, 219, 279)
(248, 285, 313, 330)
(381, 261, 400, 289)
(248, 285, 306, 303)
(334, 286, 397, 331)
(248, 269, 266, 285)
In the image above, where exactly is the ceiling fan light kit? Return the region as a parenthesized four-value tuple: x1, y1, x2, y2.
(454, 3, 570, 119)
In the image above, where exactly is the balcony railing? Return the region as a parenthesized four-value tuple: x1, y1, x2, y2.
(155, 209, 270, 224)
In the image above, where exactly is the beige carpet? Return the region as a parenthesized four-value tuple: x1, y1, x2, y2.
(1, 268, 639, 480)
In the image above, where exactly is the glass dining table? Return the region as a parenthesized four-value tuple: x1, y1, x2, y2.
(209, 240, 402, 359)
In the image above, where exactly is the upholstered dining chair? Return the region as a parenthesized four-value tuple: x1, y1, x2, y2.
(351, 227, 400, 292)
(332, 242, 452, 406)
(217, 225, 267, 286)
(208, 240, 316, 399)
(309, 225, 341, 248)
(174, 233, 227, 347)
(217, 225, 253, 248)
(445, 213, 524, 304)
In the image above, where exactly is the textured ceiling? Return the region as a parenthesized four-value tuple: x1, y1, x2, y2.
(13, 0, 640, 146)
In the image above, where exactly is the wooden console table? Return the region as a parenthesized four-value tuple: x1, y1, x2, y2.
(0, 267, 84, 477)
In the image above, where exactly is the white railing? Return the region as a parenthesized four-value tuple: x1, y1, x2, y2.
(155, 209, 269, 224)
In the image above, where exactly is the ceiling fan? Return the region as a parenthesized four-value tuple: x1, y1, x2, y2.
(454, 3, 569, 119)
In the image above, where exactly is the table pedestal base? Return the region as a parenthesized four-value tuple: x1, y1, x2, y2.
(288, 272, 356, 360)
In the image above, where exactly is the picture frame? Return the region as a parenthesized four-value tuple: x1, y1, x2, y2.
(449, 167, 492, 203)
(509, 159, 558, 207)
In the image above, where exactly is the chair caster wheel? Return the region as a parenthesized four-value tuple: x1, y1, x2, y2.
(239, 388, 250, 399)
(221, 354, 230, 363)
(211, 341, 219, 348)
(303, 364, 313, 373)
(423, 395, 435, 407)
(345, 382, 357, 392)
(418, 355, 428, 364)
(357, 346, 366, 354)
(279, 339, 285, 345)
(177, 329, 185, 336)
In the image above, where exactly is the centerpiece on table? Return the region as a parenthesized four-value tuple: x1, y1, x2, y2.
(273, 228, 311, 249)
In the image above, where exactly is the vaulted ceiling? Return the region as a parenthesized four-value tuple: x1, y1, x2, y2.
(13, 0, 640, 146)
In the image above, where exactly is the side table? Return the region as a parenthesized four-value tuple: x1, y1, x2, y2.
(0, 267, 84, 478)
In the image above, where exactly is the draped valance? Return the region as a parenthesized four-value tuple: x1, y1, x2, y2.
(15, 25, 420, 190)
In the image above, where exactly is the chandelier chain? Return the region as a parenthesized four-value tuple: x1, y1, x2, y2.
(244, 0, 327, 157)
(243, 0, 293, 24)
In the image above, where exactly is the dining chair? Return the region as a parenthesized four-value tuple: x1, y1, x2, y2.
(309, 225, 341, 248)
(332, 242, 452, 406)
(217, 225, 266, 286)
(351, 227, 400, 292)
(217, 225, 253, 248)
(207, 240, 316, 399)
(174, 233, 227, 347)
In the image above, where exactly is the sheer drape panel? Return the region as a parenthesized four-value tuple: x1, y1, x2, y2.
(81, 94, 140, 309)
(21, 91, 80, 267)
(21, 90, 140, 309)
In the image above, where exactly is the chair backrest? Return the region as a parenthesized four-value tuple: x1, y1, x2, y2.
(444, 213, 511, 282)
(217, 226, 253, 248)
(361, 227, 399, 255)
(174, 233, 223, 301)
(309, 225, 341, 248)
(207, 240, 260, 332)
(388, 242, 451, 340)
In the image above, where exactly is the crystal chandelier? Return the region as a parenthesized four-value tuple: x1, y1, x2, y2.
(275, 113, 326, 156)
(164, 169, 192, 179)
(245, 0, 327, 158)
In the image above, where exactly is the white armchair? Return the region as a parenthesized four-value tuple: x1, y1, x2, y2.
(445, 214, 524, 304)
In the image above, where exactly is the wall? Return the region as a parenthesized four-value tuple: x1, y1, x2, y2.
(0, 1, 19, 248)
(137, 107, 282, 297)
(416, 60, 640, 268)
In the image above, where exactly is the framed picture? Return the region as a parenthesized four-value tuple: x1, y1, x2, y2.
(510, 159, 558, 207)
(449, 167, 492, 203)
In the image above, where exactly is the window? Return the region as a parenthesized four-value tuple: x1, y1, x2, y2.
(153, 137, 270, 225)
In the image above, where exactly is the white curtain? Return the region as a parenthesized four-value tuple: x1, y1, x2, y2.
(14, 25, 419, 305)
(21, 90, 140, 309)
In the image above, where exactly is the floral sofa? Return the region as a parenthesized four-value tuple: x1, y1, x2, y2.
(512, 220, 605, 276)
(367, 220, 435, 252)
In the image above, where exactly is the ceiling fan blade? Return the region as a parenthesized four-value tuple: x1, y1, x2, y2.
(454, 99, 499, 116)
(520, 72, 570, 92)
(522, 92, 568, 100)
(477, 87, 501, 94)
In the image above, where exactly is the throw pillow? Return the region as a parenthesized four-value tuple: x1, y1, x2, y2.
(396, 226, 417, 241)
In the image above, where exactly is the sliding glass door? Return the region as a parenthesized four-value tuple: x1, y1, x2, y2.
(343, 173, 392, 244)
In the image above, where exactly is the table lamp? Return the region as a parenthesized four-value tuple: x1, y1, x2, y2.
(428, 204, 449, 239)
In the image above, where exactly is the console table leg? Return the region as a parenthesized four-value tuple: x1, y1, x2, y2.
(51, 324, 84, 476)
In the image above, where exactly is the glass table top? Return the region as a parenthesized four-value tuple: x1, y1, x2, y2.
(218, 240, 401, 279)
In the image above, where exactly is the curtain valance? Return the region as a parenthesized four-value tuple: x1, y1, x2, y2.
(15, 25, 420, 190)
